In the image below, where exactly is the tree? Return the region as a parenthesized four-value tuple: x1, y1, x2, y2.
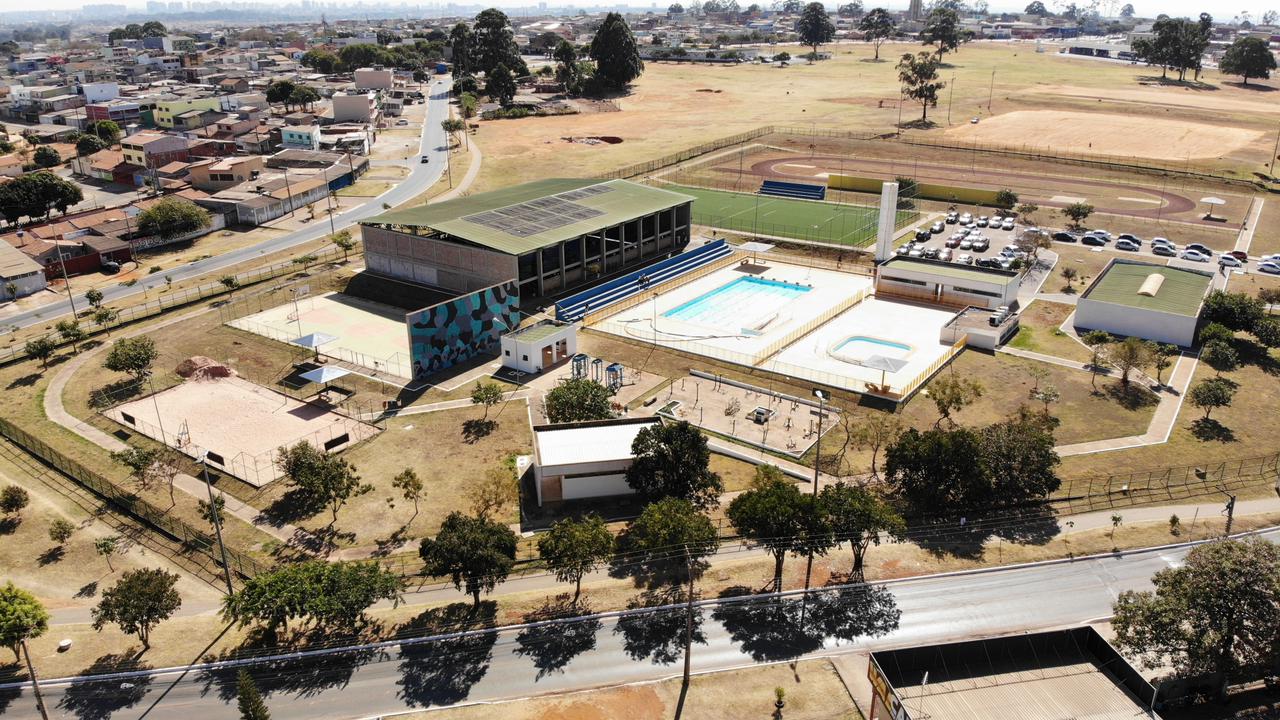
(927, 373, 983, 426)
(982, 417, 1061, 502)
(276, 442, 372, 524)
(1081, 329, 1112, 389)
(56, 319, 85, 353)
(391, 468, 424, 522)
(1061, 202, 1094, 228)
(236, 669, 272, 720)
(1253, 318, 1280, 349)
(92, 568, 182, 649)
(449, 22, 475, 76)
(137, 197, 212, 240)
(265, 79, 297, 109)
(198, 495, 225, 528)
(470, 380, 503, 420)
(0, 485, 29, 516)
(223, 561, 401, 632)
(25, 337, 56, 370)
(103, 335, 158, 383)
(1151, 343, 1176, 386)
(1108, 336, 1151, 387)
(669, 2, 685, 10)
(1060, 266, 1078, 290)
(302, 48, 341, 73)
(468, 464, 518, 520)
(544, 377, 614, 423)
(485, 62, 517, 106)
(627, 420, 724, 509)
(85, 120, 122, 144)
(1201, 339, 1240, 376)
(859, 8, 897, 59)
(472, 8, 527, 76)
(33, 146, 61, 168)
(850, 412, 904, 477)
(0, 172, 82, 223)
(537, 514, 614, 604)
(1200, 291, 1264, 333)
(618, 497, 719, 583)
(95, 535, 121, 571)
(797, 2, 836, 53)
(1024, 1, 1048, 14)
(1189, 376, 1236, 419)
(219, 275, 241, 300)
(897, 51, 945, 122)
(885, 426, 987, 514)
(419, 512, 518, 609)
(727, 468, 832, 591)
(553, 39, 582, 90)
(111, 446, 160, 493)
(819, 482, 904, 580)
(0, 582, 49, 662)
(1015, 202, 1039, 222)
(921, 7, 961, 57)
(994, 189, 1018, 209)
(76, 134, 109, 157)
(1120, 2, 1135, 17)
(49, 517, 76, 545)
(84, 287, 104, 310)
(1113, 538, 1280, 676)
(590, 12, 645, 90)
(287, 85, 320, 111)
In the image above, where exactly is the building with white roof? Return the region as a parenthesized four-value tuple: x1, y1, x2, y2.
(531, 417, 659, 506)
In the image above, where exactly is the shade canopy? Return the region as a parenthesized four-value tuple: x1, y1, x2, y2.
(299, 366, 351, 384)
(1200, 197, 1226, 205)
(290, 332, 338, 349)
(861, 355, 909, 373)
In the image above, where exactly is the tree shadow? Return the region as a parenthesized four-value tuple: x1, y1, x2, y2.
(0, 516, 19, 535)
(197, 626, 386, 702)
(897, 118, 939, 130)
(1238, 339, 1280, 375)
(461, 418, 496, 444)
(259, 487, 326, 526)
(1105, 382, 1160, 411)
(57, 652, 153, 720)
(989, 507, 1062, 546)
(88, 377, 143, 409)
(1136, 75, 1218, 90)
(901, 507, 1061, 559)
(75, 581, 98, 598)
(0, 681, 19, 716)
(513, 596, 603, 680)
(371, 525, 410, 557)
(38, 545, 65, 565)
(6, 372, 40, 389)
(396, 602, 499, 708)
(613, 588, 706, 665)
(1223, 81, 1278, 92)
(712, 584, 900, 662)
(1190, 418, 1236, 443)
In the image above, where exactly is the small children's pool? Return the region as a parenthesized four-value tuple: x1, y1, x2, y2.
(831, 336, 913, 362)
(663, 276, 811, 328)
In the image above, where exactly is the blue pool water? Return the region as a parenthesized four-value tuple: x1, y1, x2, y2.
(663, 277, 811, 327)
(834, 336, 913, 359)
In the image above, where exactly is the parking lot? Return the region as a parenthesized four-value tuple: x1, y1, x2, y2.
(896, 211, 1041, 269)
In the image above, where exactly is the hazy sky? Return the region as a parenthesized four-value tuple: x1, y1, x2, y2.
(26, 0, 1268, 23)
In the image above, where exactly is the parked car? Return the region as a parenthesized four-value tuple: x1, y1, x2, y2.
(946, 212, 959, 224)
(939, 248, 954, 261)
(1088, 230, 1113, 240)
(1185, 243, 1213, 256)
(1227, 250, 1248, 262)
(1258, 261, 1280, 275)
(1117, 233, 1142, 243)
(976, 258, 1001, 269)
(957, 253, 974, 264)
(930, 221, 945, 234)
(971, 238, 990, 252)
(922, 247, 940, 259)
(1082, 232, 1110, 244)
(915, 229, 932, 241)
(1115, 239, 1140, 252)
(959, 212, 973, 223)
(1082, 235, 1108, 247)
(1180, 249, 1211, 262)
(1152, 244, 1177, 257)
(420, 155, 430, 163)
(959, 239, 974, 251)
(1260, 253, 1280, 264)
(1052, 232, 1078, 243)
(1151, 236, 1174, 247)
(396, 119, 409, 125)
(977, 216, 989, 227)
(945, 236, 963, 249)
(1218, 255, 1243, 268)
(909, 247, 924, 258)
(1001, 218, 1016, 231)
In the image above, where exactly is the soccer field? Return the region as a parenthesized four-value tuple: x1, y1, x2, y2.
(667, 184, 915, 248)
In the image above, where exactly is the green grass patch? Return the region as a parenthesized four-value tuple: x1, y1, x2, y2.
(667, 184, 914, 247)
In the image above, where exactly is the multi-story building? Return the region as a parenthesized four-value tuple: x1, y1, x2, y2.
(121, 131, 189, 169)
(331, 91, 378, 123)
(85, 99, 150, 125)
(353, 67, 394, 90)
(281, 125, 321, 150)
(153, 96, 225, 128)
(187, 155, 265, 191)
(81, 82, 120, 104)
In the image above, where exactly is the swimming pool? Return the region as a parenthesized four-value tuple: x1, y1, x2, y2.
(663, 276, 811, 328)
(830, 335, 914, 363)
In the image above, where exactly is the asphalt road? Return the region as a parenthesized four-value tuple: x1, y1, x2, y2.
(4, 78, 454, 332)
(7, 530, 1269, 720)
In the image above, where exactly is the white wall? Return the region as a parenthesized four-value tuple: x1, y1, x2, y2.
(1074, 299, 1197, 347)
(561, 473, 634, 501)
(82, 82, 120, 103)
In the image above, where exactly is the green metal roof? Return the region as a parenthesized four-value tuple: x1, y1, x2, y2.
(1081, 260, 1212, 317)
(508, 321, 566, 343)
(360, 179, 695, 256)
(879, 257, 1019, 287)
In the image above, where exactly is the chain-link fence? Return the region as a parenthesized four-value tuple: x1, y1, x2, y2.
(1051, 452, 1280, 515)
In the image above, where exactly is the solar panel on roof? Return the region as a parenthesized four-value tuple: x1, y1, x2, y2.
(461, 194, 607, 238)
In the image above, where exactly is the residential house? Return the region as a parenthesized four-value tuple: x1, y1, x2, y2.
(81, 81, 121, 104)
(354, 67, 394, 90)
(217, 77, 251, 94)
(0, 241, 48, 299)
(153, 96, 225, 128)
(121, 131, 189, 170)
(280, 125, 321, 150)
(187, 155, 265, 191)
(331, 91, 378, 123)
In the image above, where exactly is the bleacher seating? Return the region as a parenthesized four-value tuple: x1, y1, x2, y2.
(759, 180, 826, 201)
(556, 240, 734, 323)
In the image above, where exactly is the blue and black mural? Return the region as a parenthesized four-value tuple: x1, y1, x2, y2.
(407, 281, 521, 379)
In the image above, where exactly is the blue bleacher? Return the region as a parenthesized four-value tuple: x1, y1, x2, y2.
(555, 240, 733, 323)
(759, 180, 826, 201)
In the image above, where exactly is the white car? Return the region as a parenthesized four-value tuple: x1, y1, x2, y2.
(1152, 236, 1173, 247)
(1258, 261, 1280, 274)
(1218, 255, 1244, 268)
(1260, 253, 1280, 264)
(959, 212, 973, 224)
(957, 253, 973, 264)
(1001, 218, 1015, 231)
(1180, 249, 1211, 262)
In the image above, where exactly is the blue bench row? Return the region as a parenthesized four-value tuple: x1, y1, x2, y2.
(556, 240, 733, 323)
(759, 180, 826, 201)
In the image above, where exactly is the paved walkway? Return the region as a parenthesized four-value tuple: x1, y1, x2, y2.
(1235, 197, 1264, 253)
(42, 306, 321, 551)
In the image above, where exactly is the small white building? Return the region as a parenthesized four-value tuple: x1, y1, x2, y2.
(1075, 259, 1212, 347)
(532, 417, 659, 506)
(501, 320, 578, 375)
(875, 257, 1020, 309)
(0, 242, 48, 300)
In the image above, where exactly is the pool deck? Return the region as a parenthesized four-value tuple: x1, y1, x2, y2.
(598, 260, 871, 364)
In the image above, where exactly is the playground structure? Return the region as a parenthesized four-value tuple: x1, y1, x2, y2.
(570, 352, 626, 392)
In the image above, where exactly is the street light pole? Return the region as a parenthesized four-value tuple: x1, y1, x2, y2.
(802, 389, 827, 600)
(20, 639, 50, 720)
(199, 453, 236, 596)
(987, 68, 996, 113)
